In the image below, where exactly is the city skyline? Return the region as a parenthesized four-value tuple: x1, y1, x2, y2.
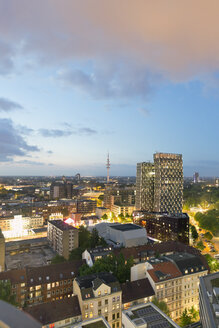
(0, 1, 219, 176)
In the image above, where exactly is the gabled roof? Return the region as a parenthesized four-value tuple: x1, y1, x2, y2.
(148, 261, 182, 283)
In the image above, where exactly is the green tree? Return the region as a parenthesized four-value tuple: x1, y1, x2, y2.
(190, 225, 198, 240)
(0, 281, 17, 306)
(204, 231, 213, 240)
(179, 309, 193, 327)
(152, 297, 170, 317)
(69, 247, 83, 261)
(205, 254, 219, 272)
(79, 226, 91, 249)
(196, 240, 205, 251)
(51, 254, 66, 264)
(101, 213, 108, 221)
(90, 228, 100, 248)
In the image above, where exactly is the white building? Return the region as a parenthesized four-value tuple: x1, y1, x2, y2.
(93, 223, 147, 247)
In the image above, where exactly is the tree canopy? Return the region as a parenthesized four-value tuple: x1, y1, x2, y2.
(152, 297, 170, 317)
(0, 281, 17, 306)
(194, 210, 219, 236)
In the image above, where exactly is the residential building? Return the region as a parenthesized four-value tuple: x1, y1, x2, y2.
(122, 303, 180, 328)
(135, 162, 155, 211)
(199, 271, 219, 328)
(134, 211, 189, 244)
(0, 260, 83, 307)
(96, 207, 109, 219)
(121, 278, 155, 310)
(111, 204, 135, 217)
(47, 220, 79, 259)
(153, 152, 183, 214)
(73, 317, 111, 328)
(76, 200, 97, 215)
(73, 272, 122, 328)
(24, 296, 82, 328)
(0, 228, 5, 271)
(131, 253, 208, 320)
(0, 215, 44, 232)
(94, 223, 147, 247)
(193, 172, 200, 184)
(104, 186, 136, 211)
(82, 246, 114, 267)
(136, 153, 183, 215)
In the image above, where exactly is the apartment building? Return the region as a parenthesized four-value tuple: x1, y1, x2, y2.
(73, 273, 122, 328)
(0, 215, 44, 232)
(199, 271, 219, 328)
(111, 204, 135, 217)
(131, 253, 208, 320)
(0, 260, 83, 307)
(24, 296, 82, 328)
(47, 220, 79, 259)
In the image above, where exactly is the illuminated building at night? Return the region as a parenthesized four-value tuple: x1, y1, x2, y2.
(47, 220, 79, 259)
(0, 229, 5, 272)
(136, 153, 183, 215)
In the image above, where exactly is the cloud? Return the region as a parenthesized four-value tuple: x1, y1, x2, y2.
(138, 108, 150, 116)
(0, 97, 23, 112)
(2, 0, 219, 81)
(57, 65, 153, 99)
(38, 127, 97, 137)
(39, 128, 73, 138)
(0, 118, 39, 162)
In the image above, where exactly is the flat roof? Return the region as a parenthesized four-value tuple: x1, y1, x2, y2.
(110, 224, 142, 232)
(48, 220, 77, 231)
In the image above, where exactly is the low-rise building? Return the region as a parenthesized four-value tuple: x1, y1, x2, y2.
(24, 296, 82, 328)
(0, 260, 83, 307)
(82, 246, 114, 267)
(94, 223, 147, 247)
(111, 205, 135, 217)
(122, 303, 180, 328)
(96, 207, 109, 219)
(199, 271, 219, 328)
(73, 317, 111, 328)
(131, 253, 208, 320)
(47, 220, 79, 259)
(73, 272, 122, 328)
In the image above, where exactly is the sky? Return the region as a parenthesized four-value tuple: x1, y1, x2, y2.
(0, 0, 219, 177)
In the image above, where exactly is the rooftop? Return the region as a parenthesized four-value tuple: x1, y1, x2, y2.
(48, 219, 78, 231)
(166, 253, 207, 275)
(121, 278, 155, 304)
(110, 223, 142, 232)
(123, 303, 180, 328)
(24, 296, 81, 325)
(148, 260, 182, 283)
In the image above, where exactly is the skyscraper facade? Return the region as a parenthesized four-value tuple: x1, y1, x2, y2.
(135, 162, 155, 211)
(136, 153, 183, 215)
(154, 153, 183, 214)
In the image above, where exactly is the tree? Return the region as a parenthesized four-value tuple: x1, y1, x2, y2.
(79, 226, 91, 249)
(179, 309, 193, 327)
(190, 225, 198, 240)
(69, 247, 83, 261)
(90, 228, 100, 248)
(196, 240, 205, 251)
(204, 231, 213, 240)
(51, 254, 66, 264)
(152, 297, 170, 317)
(0, 281, 17, 306)
(205, 254, 219, 272)
(101, 213, 108, 221)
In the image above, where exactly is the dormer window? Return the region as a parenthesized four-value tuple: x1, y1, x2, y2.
(105, 289, 108, 295)
(46, 276, 49, 281)
(98, 291, 101, 296)
(185, 270, 188, 274)
(39, 277, 42, 281)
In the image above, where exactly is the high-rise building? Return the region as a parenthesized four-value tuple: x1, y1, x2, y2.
(50, 182, 73, 199)
(154, 153, 183, 214)
(135, 162, 154, 211)
(136, 153, 183, 215)
(193, 172, 200, 183)
(47, 220, 79, 259)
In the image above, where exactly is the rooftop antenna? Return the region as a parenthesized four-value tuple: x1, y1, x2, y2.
(106, 153, 110, 184)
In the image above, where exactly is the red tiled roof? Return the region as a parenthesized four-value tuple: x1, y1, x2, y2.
(147, 261, 182, 283)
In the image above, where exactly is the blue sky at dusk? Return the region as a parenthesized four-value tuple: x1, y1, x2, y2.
(0, 1, 219, 176)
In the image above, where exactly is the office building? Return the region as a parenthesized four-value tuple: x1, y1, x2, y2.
(50, 182, 73, 199)
(0, 229, 5, 271)
(199, 271, 219, 328)
(131, 253, 208, 320)
(154, 153, 183, 214)
(76, 200, 97, 214)
(193, 172, 200, 183)
(134, 211, 189, 244)
(135, 162, 155, 211)
(47, 220, 79, 259)
(73, 272, 122, 328)
(122, 303, 180, 328)
(136, 153, 183, 215)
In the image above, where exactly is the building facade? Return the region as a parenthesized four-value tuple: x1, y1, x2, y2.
(47, 220, 79, 260)
(135, 162, 155, 211)
(0, 229, 5, 271)
(73, 273, 122, 328)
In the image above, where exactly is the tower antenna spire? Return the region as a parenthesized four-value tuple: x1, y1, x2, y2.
(106, 153, 110, 184)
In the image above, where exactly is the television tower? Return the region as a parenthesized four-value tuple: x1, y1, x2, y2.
(106, 153, 110, 184)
